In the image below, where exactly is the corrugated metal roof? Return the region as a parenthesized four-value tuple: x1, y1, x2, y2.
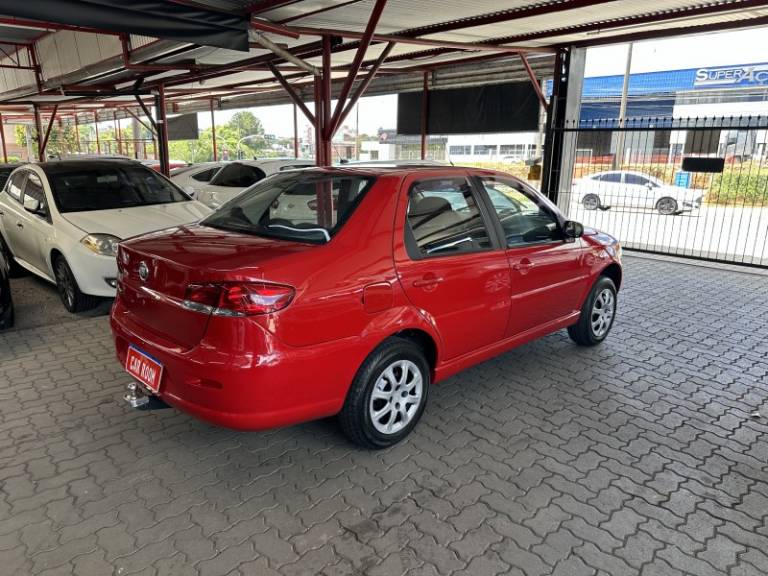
(0, 0, 766, 115)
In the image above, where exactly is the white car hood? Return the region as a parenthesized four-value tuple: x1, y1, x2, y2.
(61, 201, 212, 240)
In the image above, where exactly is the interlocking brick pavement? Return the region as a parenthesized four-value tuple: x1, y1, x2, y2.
(1, 255, 768, 575)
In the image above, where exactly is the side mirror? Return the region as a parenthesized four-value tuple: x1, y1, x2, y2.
(563, 220, 584, 239)
(23, 196, 44, 216)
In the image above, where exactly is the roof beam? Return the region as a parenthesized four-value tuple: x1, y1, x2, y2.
(396, 0, 618, 38)
(267, 62, 315, 123)
(483, 0, 768, 44)
(247, 0, 302, 15)
(328, 0, 389, 137)
(288, 25, 552, 53)
(569, 13, 768, 47)
(251, 32, 320, 75)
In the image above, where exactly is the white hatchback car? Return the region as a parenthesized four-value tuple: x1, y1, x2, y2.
(194, 159, 313, 209)
(572, 170, 703, 215)
(0, 160, 212, 312)
(169, 162, 226, 198)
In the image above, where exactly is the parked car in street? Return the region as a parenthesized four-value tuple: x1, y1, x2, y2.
(170, 162, 227, 198)
(112, 166, 622, 448)
(0, 246, 13, 330)
(0, 160, 212, 313)
(572, 170, 703, 215)
(194, 159, 314, 208)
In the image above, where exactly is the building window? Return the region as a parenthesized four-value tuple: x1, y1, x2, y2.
(449, 145, 471, 155)
(474, 145, 497, 155)
(499, 144, 529, 158)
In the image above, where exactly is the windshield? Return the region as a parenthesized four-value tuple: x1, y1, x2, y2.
(202, 171, 374, 244)
(48, 164, 190, 213)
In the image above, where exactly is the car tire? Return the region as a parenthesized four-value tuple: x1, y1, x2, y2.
(339, 337, 430, 449)
(53, 256, 99, 313)
(0, 297, 13, 330)
(582, 194, 600, 210)
(0, 234, 26, 278)
(656, 197, 678, 215)
(568, 276, 617, 346)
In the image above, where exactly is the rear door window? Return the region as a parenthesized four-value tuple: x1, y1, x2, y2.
(191, 167, 221, 182)
(624, 173, 649, 186)
(5, 171, 25, 202)
(210, 164, 266, 187)
(406, 177, 492, 258)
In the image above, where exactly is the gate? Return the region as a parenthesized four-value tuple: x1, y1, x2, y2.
(554, 116, 768, 267)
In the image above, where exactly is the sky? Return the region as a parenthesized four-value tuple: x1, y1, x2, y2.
(197, 27, 768, 139)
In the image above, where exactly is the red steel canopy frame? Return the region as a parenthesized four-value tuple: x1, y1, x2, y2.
(0, 0, 763, 169)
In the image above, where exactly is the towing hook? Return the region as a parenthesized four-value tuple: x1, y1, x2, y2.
(124, 382, 171, 411)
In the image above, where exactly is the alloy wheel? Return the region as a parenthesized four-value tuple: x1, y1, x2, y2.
(657, 198, 677, 215)
(56, 261, 75, 310)
(583, 195, 600, 210)
(590, 288, 615, 338)
(369, 359, 424, 435)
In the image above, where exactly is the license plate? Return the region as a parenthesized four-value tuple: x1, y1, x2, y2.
(125, 345, 164, 393)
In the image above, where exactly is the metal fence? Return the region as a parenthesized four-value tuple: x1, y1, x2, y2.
(554, 116, 768, 267)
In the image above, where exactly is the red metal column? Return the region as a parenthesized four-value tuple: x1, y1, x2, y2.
(210, 99, 217, 161)
(421, 71, 429, 160)
(33, 105, 44, 161)
(73, 112, 81, 153)
(293, 103, 299, 159)
(319, 35, 332, 166)
(94, 111, 100, 154)
(113, 110, 123, 155)
(156, 84, 170, 176)
(313, 79, 323, 165)
(0, 113, 7, 163)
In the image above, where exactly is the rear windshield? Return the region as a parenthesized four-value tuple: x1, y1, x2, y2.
(202, 172, 374, 244)
(48, 164, 189, 213)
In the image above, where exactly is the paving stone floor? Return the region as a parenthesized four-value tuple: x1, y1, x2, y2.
(1, 255, 767, 575)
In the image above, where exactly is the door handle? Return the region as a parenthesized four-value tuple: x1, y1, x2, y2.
(16, 222, 23, 229)
(513, 259, 535, 271)
(412, 275, 444, 288)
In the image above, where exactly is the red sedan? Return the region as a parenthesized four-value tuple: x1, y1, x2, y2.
(111, 166, 622, 448)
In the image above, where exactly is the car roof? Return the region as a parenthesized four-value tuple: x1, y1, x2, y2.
(36, 159, 154, 173)
(280, 165, 509, 178)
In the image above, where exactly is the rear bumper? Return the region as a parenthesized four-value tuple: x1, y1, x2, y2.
(110, 298, 355, 430)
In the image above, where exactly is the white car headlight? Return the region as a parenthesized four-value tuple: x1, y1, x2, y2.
(81, 234, 121, 257)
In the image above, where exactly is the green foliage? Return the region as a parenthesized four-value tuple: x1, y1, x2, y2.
(169, 111, 269, 163)
(709, 167, 768, 205)
(15, 123, 93, 158)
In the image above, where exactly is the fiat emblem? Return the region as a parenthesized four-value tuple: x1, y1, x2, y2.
(138, 261, 149, 282)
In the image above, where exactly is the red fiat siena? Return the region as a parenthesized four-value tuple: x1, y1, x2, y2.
(111, 166, 622, 448)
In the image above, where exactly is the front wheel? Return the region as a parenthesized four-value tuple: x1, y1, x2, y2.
(568, 276, 617, 346)
(54, 256, 99, 313)
(339, 338, 430, 449)
(656, 197, 678, 215)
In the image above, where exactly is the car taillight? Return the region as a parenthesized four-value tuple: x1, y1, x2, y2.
(183, 282, 294, 316)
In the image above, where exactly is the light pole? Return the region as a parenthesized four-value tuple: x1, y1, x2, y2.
(237, 134, 263, 159)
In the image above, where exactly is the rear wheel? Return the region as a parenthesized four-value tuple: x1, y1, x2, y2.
(582, 194, 600, 210)
(656, 197, 678, 215)
(339, 338, 430, 449)
(568, 276, 617, 346)
(53, 256, 99, 313)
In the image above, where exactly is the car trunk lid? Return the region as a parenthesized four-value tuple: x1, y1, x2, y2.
(116, 224, 313, 350)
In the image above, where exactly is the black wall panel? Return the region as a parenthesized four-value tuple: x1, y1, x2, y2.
(397, 82, 540, 135)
